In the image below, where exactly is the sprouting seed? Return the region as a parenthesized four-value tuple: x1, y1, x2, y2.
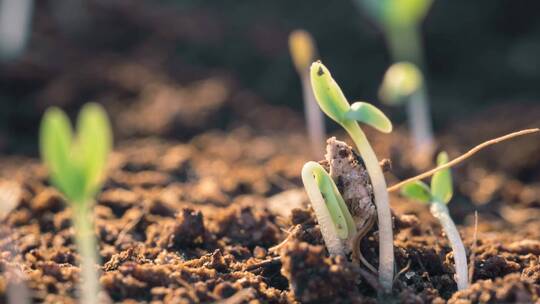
(40, 103, 112, 304)
(400, 152, 468, 290)
(289, 30, 326, 156)
(306, 61, 395, 292)
(301, 161, 356, 255)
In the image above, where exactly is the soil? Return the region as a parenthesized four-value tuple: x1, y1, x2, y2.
(0, 101, 539, 303)
(1, 2, 540, 303)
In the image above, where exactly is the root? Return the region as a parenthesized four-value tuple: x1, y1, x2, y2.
(393, 260, 412, 286)
(352, 213, 377, 273)
(387, 128, 539, 192)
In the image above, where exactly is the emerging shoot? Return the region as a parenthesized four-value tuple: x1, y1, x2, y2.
(401, 152, 468, 290)
(301, 161, 356, 256)
(40, 103, 112, 304)
(356, 0, 435, 166)
(308, 61, 395, 292)
(379, 62, 433, 166)
(289, 30, 326, 156)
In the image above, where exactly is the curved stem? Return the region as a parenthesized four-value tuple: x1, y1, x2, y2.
(344, 122, 394, 292)
(73, 202, 101, 304)
(430, 202, 468, 290)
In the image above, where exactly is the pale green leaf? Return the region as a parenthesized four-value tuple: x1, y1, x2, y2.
(431, 152, 453, 204)
(39, 108, 80, 200)
(379, 62, 423, 105)
(76, 103, 112, 198)
(345, 102, 393, 133)
(310, 61, 351, 124)
(400, 181, 431, 203)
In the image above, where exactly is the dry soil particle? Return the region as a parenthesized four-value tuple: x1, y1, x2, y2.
(448, 273, 540, 303)
(279, 241, 368, 304)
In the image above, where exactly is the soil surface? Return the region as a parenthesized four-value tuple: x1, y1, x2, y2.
(1, 100, 539, 303)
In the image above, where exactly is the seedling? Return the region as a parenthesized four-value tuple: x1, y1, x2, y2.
(306, 61, 394, 291)
(356, 0, 435, 164)
(400, 152, 468, 290)
(289, 30, 326, 156)
(40, 103, 112, 304)
(301, 161, 356, 256)
(379, 62, 433, 165)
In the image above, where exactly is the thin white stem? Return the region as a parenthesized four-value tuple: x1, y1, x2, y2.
(386, 25, 435, 160)
(301, 161, 345, 256)
(345, 123, 394, 292)
(0, 0, 34, 60)
(430, 202, 468, 290)
(73, 202, 101, 304)
(302, 73, 326, 157)
(407, 86, 435, 157)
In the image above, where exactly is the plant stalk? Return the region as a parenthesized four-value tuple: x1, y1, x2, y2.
(73, 202, 101, 304)
(429, 202, 468, 290)
(386, 24, 435, 160)
(302, 73, 326, 157)
(344, 122, 394, 292)
(301, 162, 345, 256)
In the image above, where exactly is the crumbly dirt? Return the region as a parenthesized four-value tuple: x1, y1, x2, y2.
(1, 107, 540, 303)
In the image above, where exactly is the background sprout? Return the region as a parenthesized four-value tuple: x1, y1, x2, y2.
(310, 61, 394, 292)
(0, 0, 33, 60)
(301, 161, 356, 256)
(356, 0, 435, 166)
(400, 152, 468, 290)
(289, 30, 326, 156)
(379, 62, 432, 165)
(40, 103, 112, 304)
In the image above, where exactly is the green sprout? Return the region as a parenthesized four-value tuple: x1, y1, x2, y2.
(307, 61, 394, 292)
(301, 162, 356, 255)
(379, 62, 433, 166)
(40, 103, 112, 304)
(400, 152, 468, 290)
(289, 30, 326, 156)
(356, 0, 435, 165)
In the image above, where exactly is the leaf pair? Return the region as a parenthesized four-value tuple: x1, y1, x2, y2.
(310, 61, 392, 134)
(401, 152, 453, 204)
(40, 103, 112, 204)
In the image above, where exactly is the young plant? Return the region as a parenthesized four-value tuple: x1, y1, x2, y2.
(289, 30, 326, 156)
(301, 161, 356, 256)
(40, 103, 112, 304)
(400, 152, 468, 290)
(356, 0, 435, 164)
(379, 62, 433, 166)
(308, 61, 394, 291)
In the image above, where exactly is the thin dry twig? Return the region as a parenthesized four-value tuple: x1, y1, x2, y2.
(387, 128, 539, 192)
(268, 226, 295, 253)
(469, 211, 478, 284)
(245, 257, 281, 272)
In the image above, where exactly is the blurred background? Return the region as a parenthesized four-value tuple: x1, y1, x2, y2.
(1, 0, 539, 155)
